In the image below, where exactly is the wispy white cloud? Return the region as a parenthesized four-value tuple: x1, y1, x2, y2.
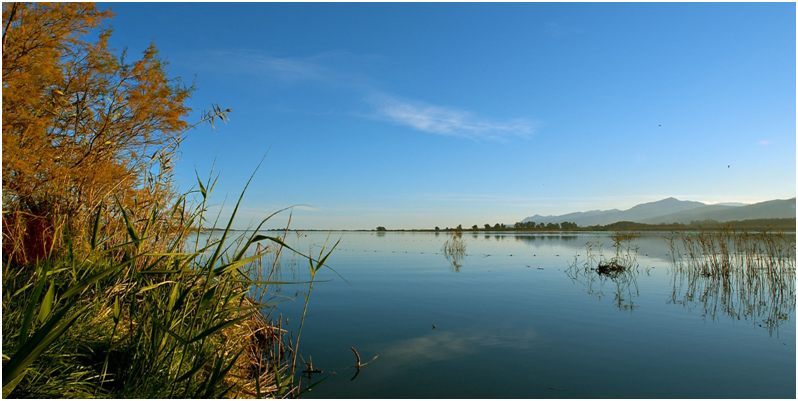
(759, 140, 770, 145)
(204, 49, 381, 86)
(370, 95, 535, 140)
(203, 50, 538, 140)
(206, 50, 328, 82)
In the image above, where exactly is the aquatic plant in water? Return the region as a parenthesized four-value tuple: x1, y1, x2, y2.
(442, 230, 467, 272)
(567, 232, 641, 310)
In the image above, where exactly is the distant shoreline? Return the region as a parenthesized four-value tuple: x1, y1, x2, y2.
(196, 217, 795, 233)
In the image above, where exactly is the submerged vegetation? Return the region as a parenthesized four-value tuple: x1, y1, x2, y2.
(2, 3, 334, 398)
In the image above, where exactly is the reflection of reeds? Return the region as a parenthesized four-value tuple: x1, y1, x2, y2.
(575, 232, 638, 278)
(442, 231, 467, 272)
(567, 233, 640, 311)
(667, 228, 796, 334)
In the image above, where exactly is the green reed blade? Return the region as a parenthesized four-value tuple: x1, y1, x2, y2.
(196, 170, 207, 199)
(174, 357, 208, 382)
(189, 314, 250, 344)
(60, 255, 141, 299)
(212, 251, 271, 277)
(214, 348, 244, 395)
(17, 265, 48, 351)
(232, 205, 300, 262)
(2, 369, 27, 398)
(38, 281, 55, 324)
(90, 200, 103, 250)
(202, 355, 226, 398)
(113, 296, 121, 323)
(167, 283, 179, 312)
(151, 319, 188, 346)
(137, 281, 178, 294)
(114, 195, 140, 247)
(3, 300, 87, 387)
(206, 156, 267, 278)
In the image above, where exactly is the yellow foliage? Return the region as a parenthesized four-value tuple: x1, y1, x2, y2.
(2, 3, 193, 263)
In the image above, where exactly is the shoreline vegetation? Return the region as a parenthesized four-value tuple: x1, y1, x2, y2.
(3, 4, 332, 398)
(201, 217, 796, 233)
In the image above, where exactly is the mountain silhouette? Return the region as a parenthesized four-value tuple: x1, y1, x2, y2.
(521, 198, 796, 227)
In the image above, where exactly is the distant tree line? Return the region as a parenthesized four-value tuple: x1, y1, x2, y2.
(513, 221, 578, 230)
(374, 218, 794, 233)
(427, 221, 580, 232)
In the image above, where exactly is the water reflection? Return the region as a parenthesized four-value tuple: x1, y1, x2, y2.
(257, 231, 794, 398)
(668, 256, 796, 335)
(515, 234, 578, 244)
(376, 326, 539, 370)
(566, 234, 642, 311)
(665, 230, 796, 335)
(442, 231, 467, 272)
(565, 232, 797, 333)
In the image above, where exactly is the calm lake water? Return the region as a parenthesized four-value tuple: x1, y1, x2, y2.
(237, 231, 795, 398)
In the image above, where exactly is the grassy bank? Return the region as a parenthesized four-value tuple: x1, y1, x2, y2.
(2, 169, 335, 398)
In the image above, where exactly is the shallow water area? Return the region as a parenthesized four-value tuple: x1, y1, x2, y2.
(244, 231, 795, 398)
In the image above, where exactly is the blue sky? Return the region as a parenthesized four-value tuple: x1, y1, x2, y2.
(99, 2, 796, 230)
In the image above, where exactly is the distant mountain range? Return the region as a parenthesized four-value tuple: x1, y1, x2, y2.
(520, 197, 796, 227)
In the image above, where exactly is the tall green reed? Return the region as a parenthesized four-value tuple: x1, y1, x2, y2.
(2, 163, 336, 398)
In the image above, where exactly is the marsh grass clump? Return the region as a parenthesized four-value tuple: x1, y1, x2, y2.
(595, 260, 627, 277)
(442, 231, 467, 256)
(567, 232, 640, 310)
(577, 231, 638, 277)
(442, 230, 467, 271)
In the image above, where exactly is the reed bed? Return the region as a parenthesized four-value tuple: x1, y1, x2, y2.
(667, 227, 795, 334)
(668, 227, 795, 277)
